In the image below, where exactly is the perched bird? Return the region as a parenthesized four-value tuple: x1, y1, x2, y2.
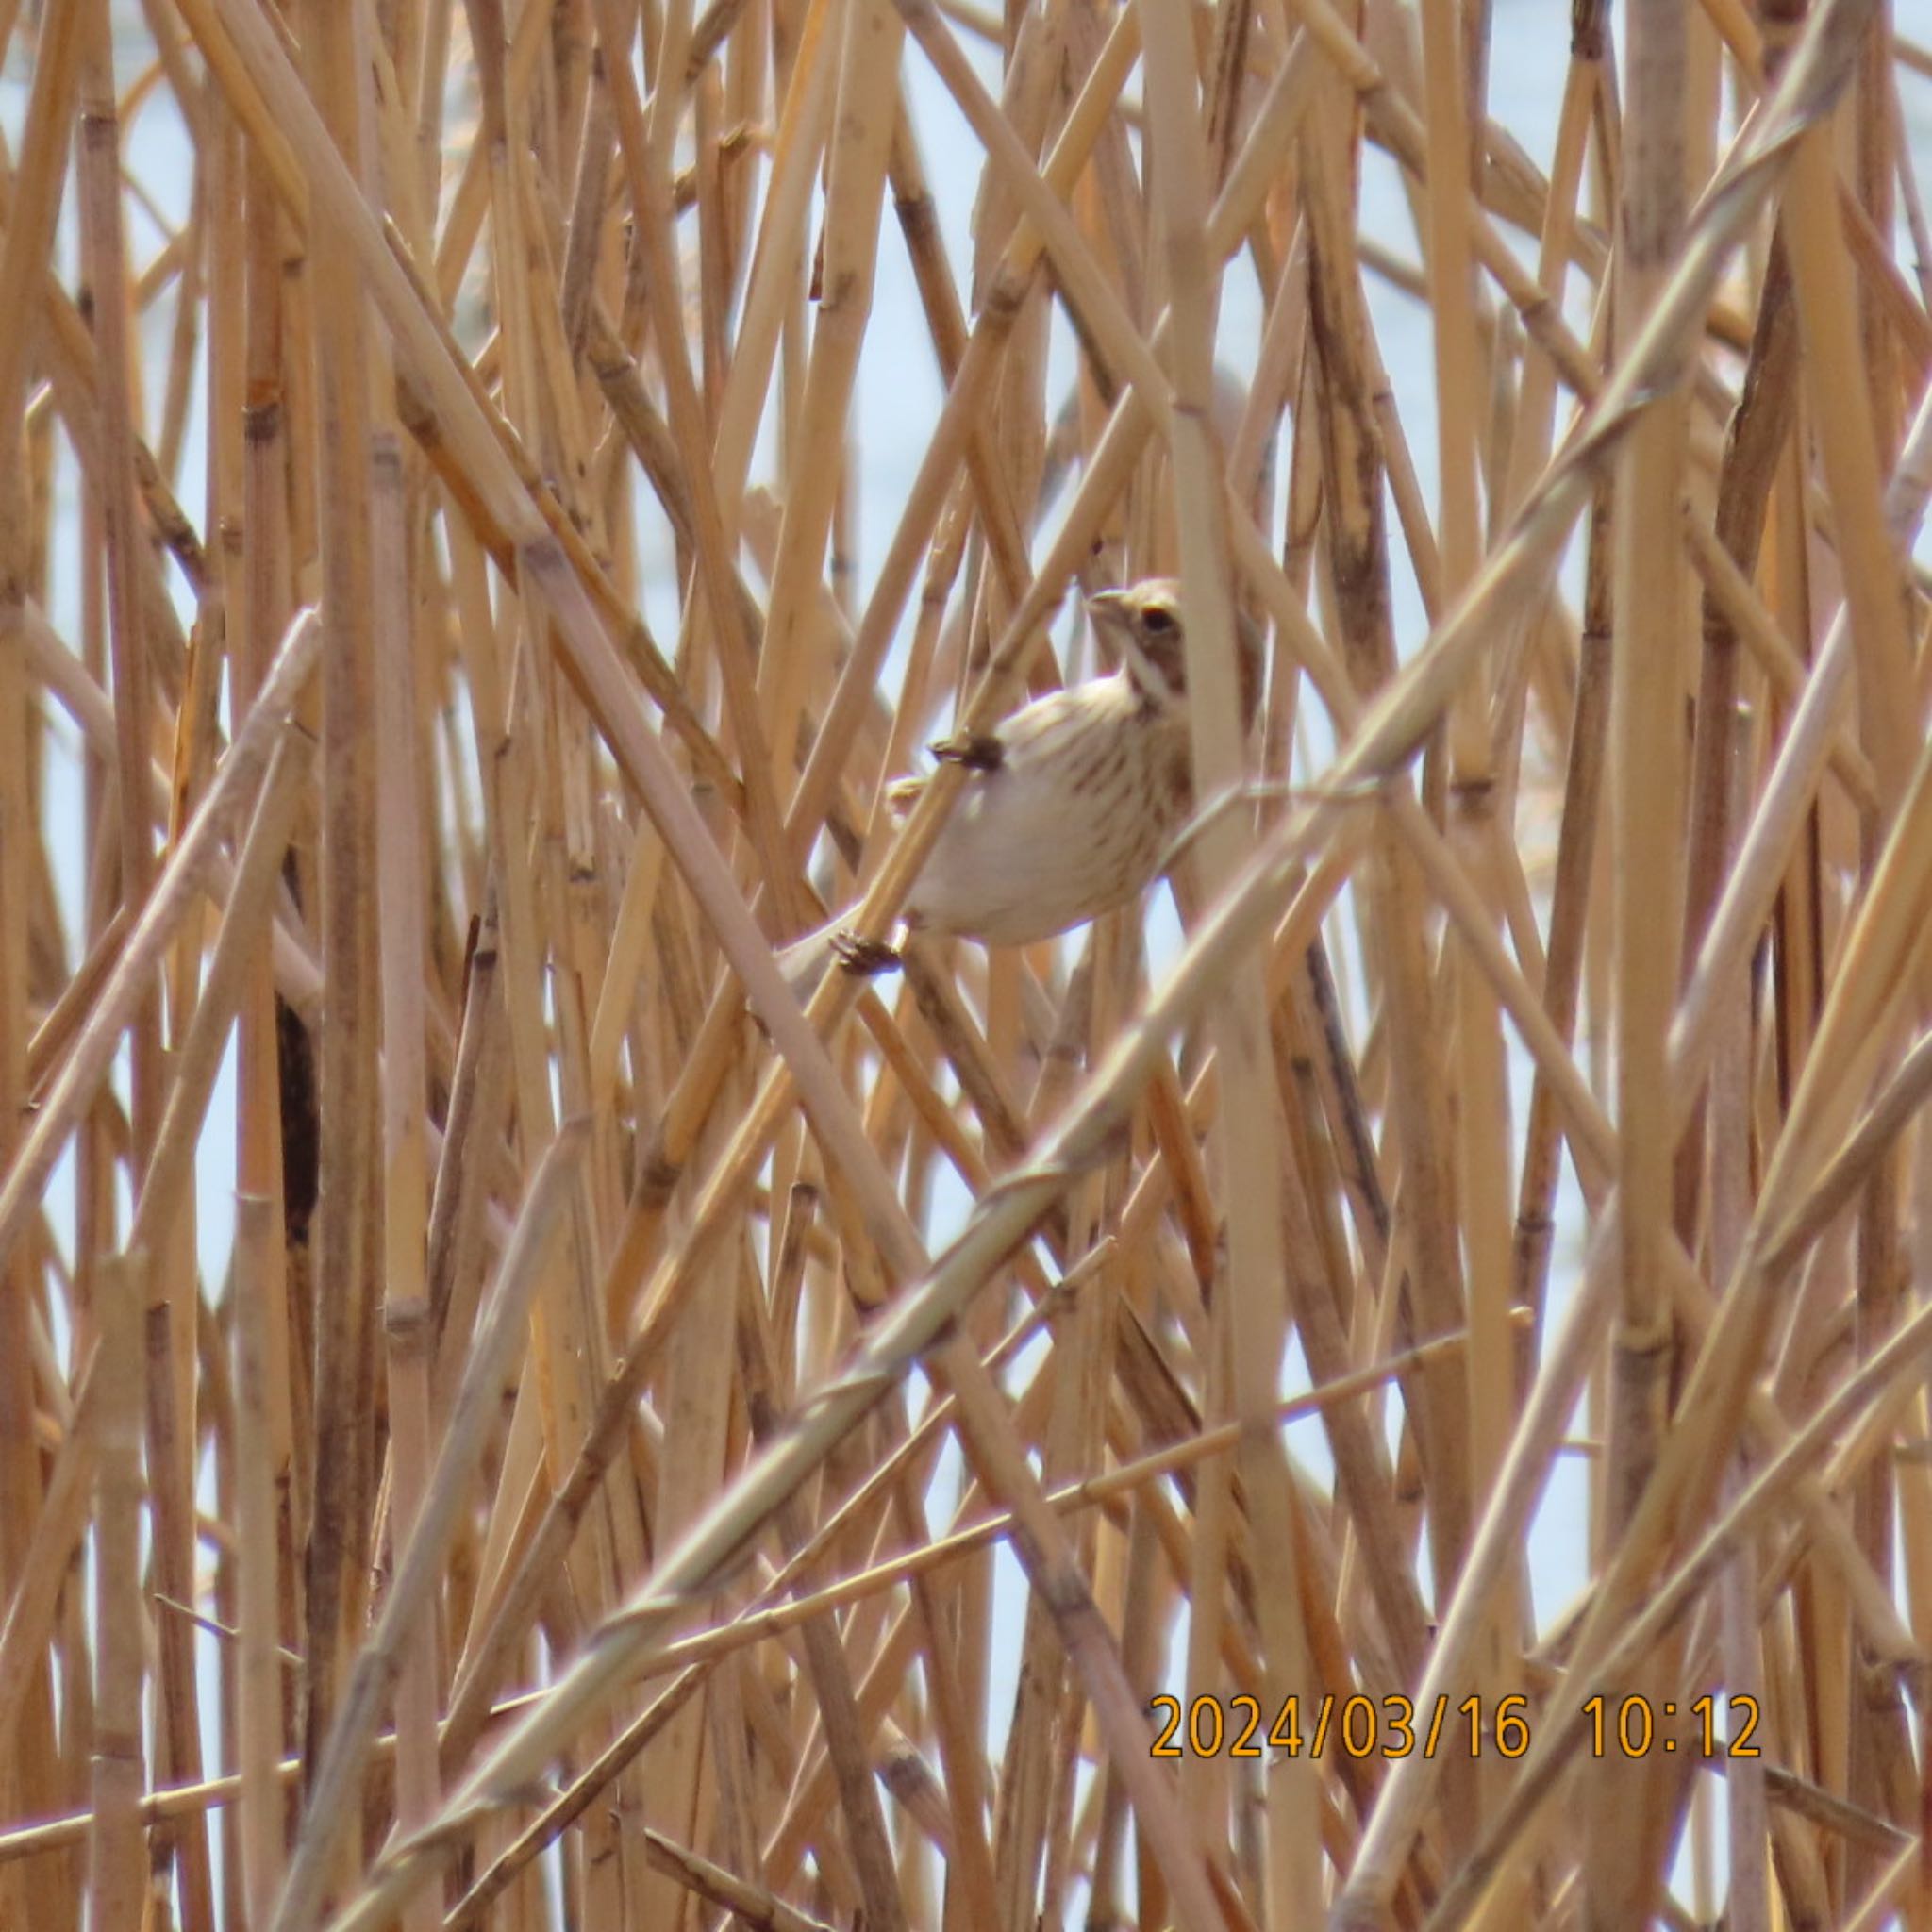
(781, 579, 1264, 988)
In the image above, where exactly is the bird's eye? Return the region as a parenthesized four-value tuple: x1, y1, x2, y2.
(1141, 607, 1175, 634)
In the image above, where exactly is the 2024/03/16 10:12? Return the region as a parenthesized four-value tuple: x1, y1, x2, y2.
(1147, 1691, 1764, 1760)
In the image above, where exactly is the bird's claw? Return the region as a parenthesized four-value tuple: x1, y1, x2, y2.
(928, 731, 1005, 771)
(830, 930, 903, 978)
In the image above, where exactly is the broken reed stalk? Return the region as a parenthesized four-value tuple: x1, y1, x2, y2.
(1, 0, 1930, 1928)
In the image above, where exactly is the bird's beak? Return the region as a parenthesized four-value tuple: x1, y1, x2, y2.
(1087, 591, 1170, 699)
(1085, 591, 1145, 680)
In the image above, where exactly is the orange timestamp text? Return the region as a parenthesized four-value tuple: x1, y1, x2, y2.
(1148, 1691, 1765, 1761)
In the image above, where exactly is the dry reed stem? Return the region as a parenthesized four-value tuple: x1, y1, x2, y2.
(4, 0, 1932, 1928)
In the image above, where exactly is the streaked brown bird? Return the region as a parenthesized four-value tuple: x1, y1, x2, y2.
(782, 579, 1264, 987)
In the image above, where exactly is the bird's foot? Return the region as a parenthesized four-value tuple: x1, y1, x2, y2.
(829, 929, 903, 978)
(928, 730, 1005, 772)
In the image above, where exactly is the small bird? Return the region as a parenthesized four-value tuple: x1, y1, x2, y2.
(781, 579, 1264, 988)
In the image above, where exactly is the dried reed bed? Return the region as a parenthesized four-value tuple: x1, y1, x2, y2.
(1, 0, 1930, 1925)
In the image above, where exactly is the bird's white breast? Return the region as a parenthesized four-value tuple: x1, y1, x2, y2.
(905, 676, 1191, 947)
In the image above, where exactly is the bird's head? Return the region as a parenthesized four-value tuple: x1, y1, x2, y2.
(1085, 578, 1264, 728)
